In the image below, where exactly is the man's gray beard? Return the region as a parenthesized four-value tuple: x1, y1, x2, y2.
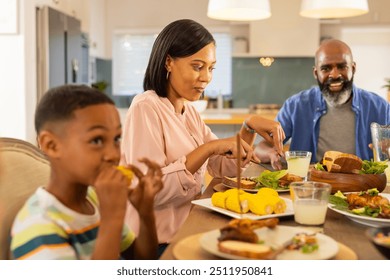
(322, 88, 352, 107)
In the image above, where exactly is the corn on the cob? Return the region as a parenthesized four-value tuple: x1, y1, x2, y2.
(116, 166, 134, 183)
(247, 195, 274, 215)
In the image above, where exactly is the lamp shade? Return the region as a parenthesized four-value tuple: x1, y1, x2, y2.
(300, 0, 369, 19)
(207, 0, 271, 21)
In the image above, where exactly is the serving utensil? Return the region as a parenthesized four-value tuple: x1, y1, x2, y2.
(236, 133, 243, 217)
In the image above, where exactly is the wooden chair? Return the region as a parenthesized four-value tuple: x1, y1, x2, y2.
(0, 138, 50, 259)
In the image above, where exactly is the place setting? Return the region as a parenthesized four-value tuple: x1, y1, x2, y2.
(183, 138, 359, 260)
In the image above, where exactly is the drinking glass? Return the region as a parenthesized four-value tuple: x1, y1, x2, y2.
(371, 122, 390, 183)
(290, 181, 331, 226)
(285, 151, 312, 180)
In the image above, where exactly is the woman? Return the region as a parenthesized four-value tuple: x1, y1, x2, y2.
(120, 19, 285, 254)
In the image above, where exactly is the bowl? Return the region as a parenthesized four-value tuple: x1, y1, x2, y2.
(190, 100, 208, 113)
(309, 169, 386, 193)
(366, 227, 390, 259)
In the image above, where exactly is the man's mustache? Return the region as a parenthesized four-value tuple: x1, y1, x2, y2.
(326, 77, 345, 85)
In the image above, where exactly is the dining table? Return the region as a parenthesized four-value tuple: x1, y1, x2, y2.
(160, 165, 389, 260)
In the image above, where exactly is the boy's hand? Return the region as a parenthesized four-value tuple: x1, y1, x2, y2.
(94, 166, 130, 221)
(127, 158, 163, 215)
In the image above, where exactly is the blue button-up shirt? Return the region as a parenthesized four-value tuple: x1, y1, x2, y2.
(276, 85, 390, 162)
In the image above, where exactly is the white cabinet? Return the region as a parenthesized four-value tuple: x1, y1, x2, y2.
(249, 0, 320, 57)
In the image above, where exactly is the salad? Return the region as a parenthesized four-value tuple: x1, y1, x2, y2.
(329, 188, 390, 219)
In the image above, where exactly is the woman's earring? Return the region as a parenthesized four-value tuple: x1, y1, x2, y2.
(166, 71, 170, 80)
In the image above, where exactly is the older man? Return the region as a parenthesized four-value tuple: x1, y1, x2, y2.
(257, 39, 390, 169)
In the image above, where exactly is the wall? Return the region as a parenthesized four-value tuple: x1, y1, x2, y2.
(249, 0, 319, 56)
(104, 0, 230, 58)
(0, 0, 92, 143)
(232, 57, 315, 108)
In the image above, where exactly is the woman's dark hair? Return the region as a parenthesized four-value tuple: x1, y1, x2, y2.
(143, 19, 215, 97)
(35, 84, 114, 133)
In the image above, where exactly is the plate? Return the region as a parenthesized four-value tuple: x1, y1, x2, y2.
(222, 183, 290, 193)
(328, 193, 390, 228)
(191, 197, 294, 220)
(199, 225, 339, 260)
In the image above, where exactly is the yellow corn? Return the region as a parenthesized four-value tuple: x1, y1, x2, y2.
(224, 189, 250, 213)
(247, 195, 274, 215)
(267, 196, 287, 214)
(211, 192, 228, 208)
(256, 187, 279, 198)
(116, 166, 134, 183)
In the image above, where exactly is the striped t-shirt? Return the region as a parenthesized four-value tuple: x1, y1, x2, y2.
(10, 187, 135, 259)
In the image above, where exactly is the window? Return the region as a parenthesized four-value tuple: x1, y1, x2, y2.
(112, 30, 232, 97)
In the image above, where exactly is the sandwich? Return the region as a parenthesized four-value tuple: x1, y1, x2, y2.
(222, 176, 256, 189)
(217, 218, 279, 259)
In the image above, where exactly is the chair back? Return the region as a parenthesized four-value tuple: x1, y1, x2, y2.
(0, 138, 50, 259)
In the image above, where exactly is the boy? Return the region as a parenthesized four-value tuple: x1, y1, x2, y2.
(10, 85, 163, 259)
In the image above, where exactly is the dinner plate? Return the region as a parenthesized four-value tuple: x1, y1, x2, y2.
(328, 193, 390, 228)
(222, 183, 290, 193)
(191, 197, 294, 220)
(199, 225, 339, 260)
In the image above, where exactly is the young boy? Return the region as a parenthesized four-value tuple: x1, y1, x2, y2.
(10, 85, 163, 260)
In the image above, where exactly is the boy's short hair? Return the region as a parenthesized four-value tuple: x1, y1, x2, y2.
(35, 84, 115, 133)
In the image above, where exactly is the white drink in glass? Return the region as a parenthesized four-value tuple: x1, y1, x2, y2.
(286, 156, 311, 178)
(293, 199, 328, 225)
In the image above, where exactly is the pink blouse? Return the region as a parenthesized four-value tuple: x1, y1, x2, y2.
(120, 91, 238, 243)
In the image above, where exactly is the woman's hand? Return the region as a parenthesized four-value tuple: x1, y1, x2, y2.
(246, 116, 285, 157)
(208, 137, 258, 167)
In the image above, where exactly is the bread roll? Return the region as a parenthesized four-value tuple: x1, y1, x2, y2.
(218, 240, 272, 259)
(323, 151, 362, 173)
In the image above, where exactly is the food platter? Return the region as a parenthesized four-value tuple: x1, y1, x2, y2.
(199, 225, 339, 260)
(221, 182, 290, 193)
(328, 193, 390, 228)
(191, 197, 293, 220)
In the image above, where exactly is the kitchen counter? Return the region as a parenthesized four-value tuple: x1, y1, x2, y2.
(118, 108, 278, 125)
(201, 110, 277, 125)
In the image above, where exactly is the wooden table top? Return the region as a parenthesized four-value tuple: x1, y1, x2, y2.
(160, 175, 389, 260)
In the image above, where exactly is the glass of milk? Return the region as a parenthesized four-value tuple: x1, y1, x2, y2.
(290, 181, 331, 226)
(285, 151, 312, 180)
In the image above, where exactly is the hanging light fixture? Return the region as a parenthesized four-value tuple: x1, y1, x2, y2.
(207, 0, 271, 21)
(300, 0, 369, 19)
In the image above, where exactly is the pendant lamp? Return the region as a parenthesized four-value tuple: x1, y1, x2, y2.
(207, 0, 271, 21)
(300, 0, 369, 19)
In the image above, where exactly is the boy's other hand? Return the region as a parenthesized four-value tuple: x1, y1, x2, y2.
(127, 158, 163, 216)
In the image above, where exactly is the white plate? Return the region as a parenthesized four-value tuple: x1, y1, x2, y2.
(191, 197, 294, 220)
(328, 193, 390, 228)
(199, 225, 339, 260)
(222, 183, 290, 193)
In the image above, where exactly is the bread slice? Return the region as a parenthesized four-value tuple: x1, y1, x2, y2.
(323, 151, 363, 174)
(218, 240, 272, 259)
(323, 151, 342, 171)
(222, 176, 256, 189)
